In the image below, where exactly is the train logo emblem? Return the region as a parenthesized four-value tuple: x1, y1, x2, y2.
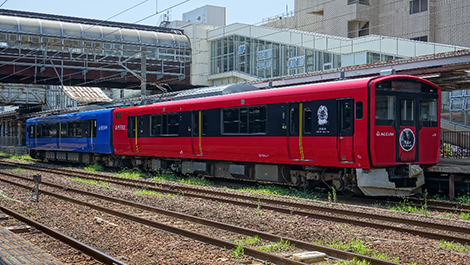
(399, 128, 415, 151)
(317, 105, 328, 126)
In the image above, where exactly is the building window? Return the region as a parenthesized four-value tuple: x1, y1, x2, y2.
(410, 0, 428, 14)
(348, 0, 369, 5)
(411, 36, 428, 42)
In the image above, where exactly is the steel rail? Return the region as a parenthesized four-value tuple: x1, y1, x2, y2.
(0, 171, 398, 265)
(0, 205, 126, 265)
(22, 163, 470, 236)
(0, 174, 306, 265)
(3, 162, 470, 243)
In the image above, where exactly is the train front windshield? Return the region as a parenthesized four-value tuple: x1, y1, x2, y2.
(372, 78, 440, 166)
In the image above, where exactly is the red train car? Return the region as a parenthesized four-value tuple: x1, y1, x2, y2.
(112, 75, 440, 196)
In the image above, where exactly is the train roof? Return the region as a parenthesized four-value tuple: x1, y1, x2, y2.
(26, 108, 113, 124)
(116, 75, 438, 114)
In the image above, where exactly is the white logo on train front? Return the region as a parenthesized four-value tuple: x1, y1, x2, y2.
(115, 125, 126, 130)
(317, 105, 328, 126)
(399, 128, 415, 151)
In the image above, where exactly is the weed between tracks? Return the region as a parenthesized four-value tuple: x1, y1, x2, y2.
(83, 163, 104, 172)
(438, 240, 469, 253)
(313, 238, 400, 264)
(231, 236, 294, 259)
(9, 155, 36, 162)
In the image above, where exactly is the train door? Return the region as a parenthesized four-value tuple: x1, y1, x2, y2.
(287, 102, 313, 161)
(374, 93, 418, 165)
(337, 99, 355, 162)
(397, 97, 417, 162)
(83, 119, 96, 151)
(128, 116, 143, 153)
(191, 111, 207, 156)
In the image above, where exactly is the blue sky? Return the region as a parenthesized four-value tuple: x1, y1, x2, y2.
(0, 0, 295, 26)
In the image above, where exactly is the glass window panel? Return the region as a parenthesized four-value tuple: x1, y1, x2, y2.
(451, 98, 464, 110)
(451, 111, 465, 125)
(375, 95, 395, 125)
(62, 22, 83, 37)
(401, 99, 414, 122)
(420, 98, 438, 127)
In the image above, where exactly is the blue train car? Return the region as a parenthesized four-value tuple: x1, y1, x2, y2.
(26, 109, 114, 163)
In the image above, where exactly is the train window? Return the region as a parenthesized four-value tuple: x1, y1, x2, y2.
(150, 114, 179, 136)
(223, 108, 240, 134)
(303, 106, 312, 134)
(375, 95, 395, 125)
(400, 98, 414, 126)
(290, 105, 299, 135)
(420, 98, 438, 127)
(192, 111, 207, 136)
(28, 125, 35, 138)
(167, 114, 180, 135)
(60, 123, 67, 137)
(150, 115, 162, 135)
(115, 112, 122, 119)
(356, 101, 363, 119)
(82, 119, 97, 138)
(222, 106, 267, 134)
(340, 100, 353, 132)
(248, 106, 267, 134)
(50, 124, 58, 138)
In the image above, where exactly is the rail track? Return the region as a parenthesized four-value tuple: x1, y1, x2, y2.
(0, 169, 399, 265)
(0, 205, 126, 265)
(2, 160, 470, 246)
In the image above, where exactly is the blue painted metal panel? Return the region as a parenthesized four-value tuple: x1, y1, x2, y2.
(26, 109, 114, 154)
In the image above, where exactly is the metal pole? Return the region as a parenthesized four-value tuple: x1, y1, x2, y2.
(141, 47, 147, 97)
(449, 173, 455, 201)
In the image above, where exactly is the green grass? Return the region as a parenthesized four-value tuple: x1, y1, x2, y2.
(0, 152, 10, 157)
(10, 155, 36, 162)
(336, 258, 371, 265)
(12, 168, 26, 172)
(116, 169, 147, 179)
(255, 238, 293, 252)
(438, 240, 469, 253)
(314, 239, 399, 263)
(238, 185, 321, 200)
(83, 163, 104, 172)
(460, 212, 470, 220)
(71, 176, 99, 186)
(133, 189, 163, 197)
(151, 173, 214, 186)
(388, 199, 429, 216)
(456, 195, 470, 204)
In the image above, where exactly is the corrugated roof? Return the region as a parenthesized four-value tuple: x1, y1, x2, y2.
(62, 86, 112, 104)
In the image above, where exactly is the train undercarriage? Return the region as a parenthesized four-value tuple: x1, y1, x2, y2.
(29, 149, 425, 197)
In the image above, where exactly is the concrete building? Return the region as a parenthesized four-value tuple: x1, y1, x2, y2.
(263, 0, 470, 48)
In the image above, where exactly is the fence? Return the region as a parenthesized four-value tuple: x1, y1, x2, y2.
(441, 131, 470, 158)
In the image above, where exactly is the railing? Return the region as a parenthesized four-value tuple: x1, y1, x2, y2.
(0, 136, 21, 147)
(441, 131, 470, 158)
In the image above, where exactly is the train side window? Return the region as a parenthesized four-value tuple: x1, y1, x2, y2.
(50, 124, 58, 138)
(248, 106, 267, 134)
(289, 105, 299, 135)
(222, 108, 240, 134)
(167, 114, 179, 135)
(150, 114, 179, 136)
(150, 114, 162, 136)
(420, 98, 438, 127)
(340, 99, 353, 133)
(303, 106, 312, 134)
(82, 119, 97, 138)
(60, 123, 67, 137)
(375, 95, 395, 125)
(355, 101, 363, 119)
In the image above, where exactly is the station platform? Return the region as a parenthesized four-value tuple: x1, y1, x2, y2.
(0, 226, 60, 265)
(426, 158, 470, 174)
